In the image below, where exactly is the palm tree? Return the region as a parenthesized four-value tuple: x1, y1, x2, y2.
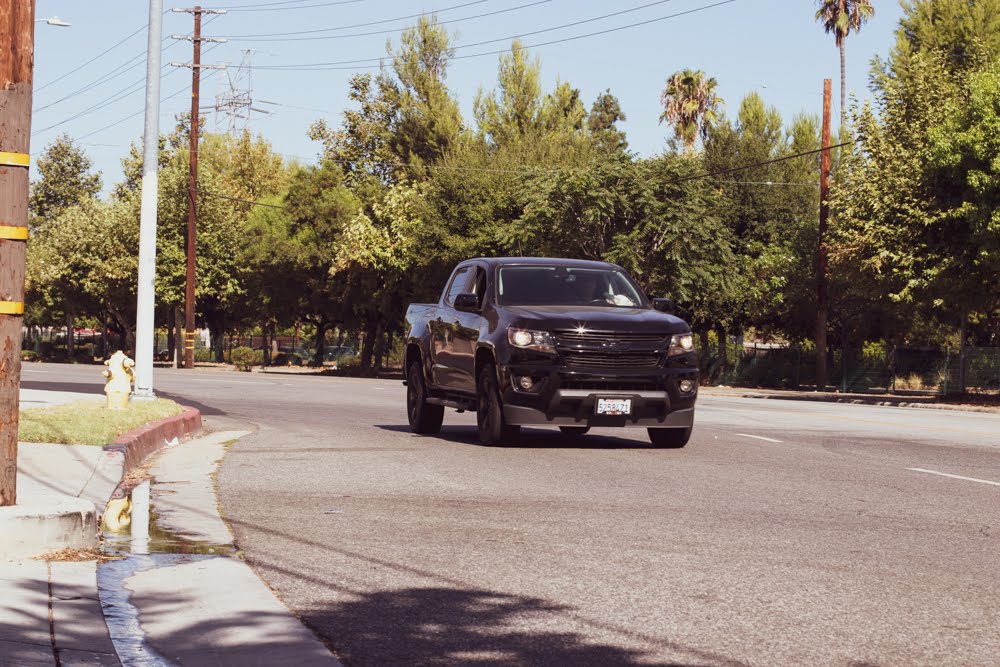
(815, 0, 875, 124)
(659, 69, 723, 153)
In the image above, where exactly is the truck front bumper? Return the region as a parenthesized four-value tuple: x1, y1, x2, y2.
(504, 390, 694, 427)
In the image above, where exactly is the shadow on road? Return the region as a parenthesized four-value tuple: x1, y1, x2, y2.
(20, 379, 104, 396)
(375, 424, 658, 450)
(301, 585, 714, 666)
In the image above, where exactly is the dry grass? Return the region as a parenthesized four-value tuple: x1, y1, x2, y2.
(19, 398, 185, 446)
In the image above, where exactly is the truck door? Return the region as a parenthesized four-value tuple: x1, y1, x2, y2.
(450, 263, 487, 395)
(431, 265, 473, 391)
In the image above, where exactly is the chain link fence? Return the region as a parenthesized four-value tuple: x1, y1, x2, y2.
(706, 344, 1000, 396)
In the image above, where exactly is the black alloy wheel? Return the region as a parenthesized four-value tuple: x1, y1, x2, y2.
(647, 427, 692, 448)
(476, 364, 520, 446)
(407, 361, 444, 434)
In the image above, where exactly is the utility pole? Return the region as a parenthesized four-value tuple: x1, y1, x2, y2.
(134, 0, 165, 400)
(171, 7, 225, 369)
(0, 1, 36, 506)
(816, 79, 832, 392)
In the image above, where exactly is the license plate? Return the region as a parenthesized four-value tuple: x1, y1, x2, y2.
(596, 398, 632, 416)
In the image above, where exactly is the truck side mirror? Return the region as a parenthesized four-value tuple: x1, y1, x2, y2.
(454, 293, 480, 313)
(652, 298, 675, 314)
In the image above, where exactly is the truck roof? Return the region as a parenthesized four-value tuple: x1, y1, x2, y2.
(466, 257, 623, 270)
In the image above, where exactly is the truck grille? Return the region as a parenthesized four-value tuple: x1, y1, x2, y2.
(561, 380, 661, 391)
(562, 351, 662, 369)
(555, 330, 668, 345)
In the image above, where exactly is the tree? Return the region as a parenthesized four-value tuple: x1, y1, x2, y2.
(242, 161, 360, 366)
(830, 49, 1000, 390)
(474, 40, 544, 145)
(815, 0, 875, 125)
(381, 14, 463, 177)
(29, 134, 101, 224)
(891, 0, 1000, 74)
(587, 90, 628, 154)
(659, 69, 723, 152)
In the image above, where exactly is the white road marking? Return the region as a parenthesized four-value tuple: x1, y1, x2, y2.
(735, 433, 783, 443)
(906, 468, 1000, 487)
(190, 378, 273, 385)
(21, 369, 49, 374)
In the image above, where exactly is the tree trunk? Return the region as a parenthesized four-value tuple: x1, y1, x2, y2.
(958, 312, 967, 394)
(373, 320, 386, 372)
(839, 42, 846, 127)
(167, 307, 176, 365)
(715, 325, 727, 375)
(312, 321, 327, 367)
(174, 306, 183, 368)
(360, 320, 377, 371)
(66, 310, 75, 360)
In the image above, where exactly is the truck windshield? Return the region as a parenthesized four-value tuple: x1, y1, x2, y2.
(497, 266, 645, 308)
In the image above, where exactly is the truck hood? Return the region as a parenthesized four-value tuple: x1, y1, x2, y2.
(505, 305, 689, 333)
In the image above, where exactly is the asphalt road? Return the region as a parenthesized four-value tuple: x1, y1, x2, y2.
(22, 364, 1000, 666)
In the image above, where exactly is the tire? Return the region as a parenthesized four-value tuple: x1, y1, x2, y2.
(407, 361, 444, 434)
(647, 427, 691, 449)
(559, 426, 590, 436)
(476, 364, 520, 446)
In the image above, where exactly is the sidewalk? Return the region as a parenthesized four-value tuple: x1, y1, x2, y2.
(1, 388, 341, 667)
(699, 385, 1000, 413)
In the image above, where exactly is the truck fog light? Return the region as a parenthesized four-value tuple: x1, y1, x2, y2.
(679, 379, 695, 393)
(517, 376, 535, 390)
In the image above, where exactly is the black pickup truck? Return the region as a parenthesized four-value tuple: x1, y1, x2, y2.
(404, 257, 699, 447)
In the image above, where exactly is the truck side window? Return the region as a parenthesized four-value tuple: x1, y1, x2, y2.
(444, 267, 471, 306)
(470, 267, 487, 308)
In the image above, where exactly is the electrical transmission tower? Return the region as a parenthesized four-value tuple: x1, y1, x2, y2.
(214, 50, 271, 134)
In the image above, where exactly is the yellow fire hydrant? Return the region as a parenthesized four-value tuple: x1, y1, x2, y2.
(102, 350, 135, 410)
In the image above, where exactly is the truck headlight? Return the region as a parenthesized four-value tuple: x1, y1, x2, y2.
(508, 327, 556, 353)
(667, 333, 695, 357)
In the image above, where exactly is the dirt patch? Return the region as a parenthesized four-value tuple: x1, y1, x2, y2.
(34, 547, 123, 562)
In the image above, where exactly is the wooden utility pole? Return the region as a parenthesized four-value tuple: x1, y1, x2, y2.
(185, 7, 202, 369)
(0, 1, 36, 507)
(171, 7, 225, 369)
(816, 79, 832, 392)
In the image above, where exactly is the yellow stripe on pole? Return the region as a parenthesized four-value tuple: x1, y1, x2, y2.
(0, 226, 29, 240)
(0, 152, 30, 168)
(0, 301, 25, 315)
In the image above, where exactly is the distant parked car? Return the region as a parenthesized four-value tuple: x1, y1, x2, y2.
(324, 345, 356, 361)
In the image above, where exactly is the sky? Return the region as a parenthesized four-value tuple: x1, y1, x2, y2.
(31, 0, 906, 195)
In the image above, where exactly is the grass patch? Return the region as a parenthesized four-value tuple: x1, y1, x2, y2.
(19, 398, 185, 446)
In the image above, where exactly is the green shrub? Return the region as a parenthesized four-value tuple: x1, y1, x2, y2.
(231, 346, 259, 372)
(194, 348, 214, 363)
(20, 350, 38, 362)
(273, 352, 303, 366)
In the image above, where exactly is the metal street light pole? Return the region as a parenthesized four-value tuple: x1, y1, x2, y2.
(133, 0, 164, 399)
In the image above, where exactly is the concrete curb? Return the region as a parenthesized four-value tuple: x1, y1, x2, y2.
(0, 495, 97, 560)
(103, 406, 203, 478)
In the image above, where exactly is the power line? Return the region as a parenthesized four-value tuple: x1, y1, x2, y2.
(34, 51, 148, 112)
(33, 35, 222, 137)
(663, 141, 854, 185)
(35, 21, 150, 92)
(214, 0, 361, 9)
(256, 0, 736, 70)
(201, 190, 286, 208)
(217, 0, 487, 38)
(34, 14, 221, 116)
(225, 0, 366, 12)
(74, 69, 224, 141)
(230, 0, 552, 42)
